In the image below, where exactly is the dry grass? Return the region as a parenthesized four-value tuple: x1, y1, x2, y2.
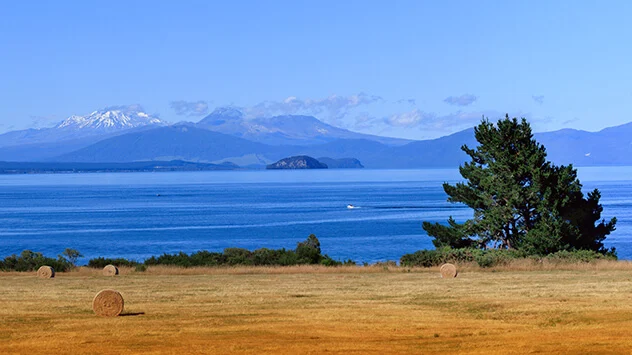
(3, 264, 632, 354)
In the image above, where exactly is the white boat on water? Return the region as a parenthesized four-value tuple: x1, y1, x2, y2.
(347, 204, 356, 209)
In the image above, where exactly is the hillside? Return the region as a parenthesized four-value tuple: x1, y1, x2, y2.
(197, 107, 411, 146)
(537, 122, 632, 166)
(317, 157, 364, 169)
(50, 121, 632, 168)
(53, 124, 288, 163)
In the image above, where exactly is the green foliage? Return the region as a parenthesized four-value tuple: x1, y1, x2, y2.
(0, 250, 74, 272)
(252, 248, 283, 265)
(399, 248, 528, 268)
(87, 257, 140, 268)
(276, 250, 300, 266)
(318, 256, 355, 267)
(223, 248, 254, 266)
(400, 248, 476, 267)
(61, 248, 83, 267)
(473, 249, 519, 268)
(543, 249, 616, 263)
(134, 264, 147, 272)
(144, 252, 195, 267)
(141, 235, 347, 268)
(422, 217, 477, 249)
(400, 248, 611, 268)
(189, 251, 226, 266)
(423, 115, 617, 255)
(296, 234, 322, 264)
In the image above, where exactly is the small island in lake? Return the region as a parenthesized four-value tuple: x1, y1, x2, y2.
(266, 156, 328, 169)
(317, 157, 364, 169)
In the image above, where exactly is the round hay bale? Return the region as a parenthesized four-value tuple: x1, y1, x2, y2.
(439, 263, 458, 278)
(103, 264, 119, 276)
(37, 265, 55, 279)
(93, 289, 124, 317)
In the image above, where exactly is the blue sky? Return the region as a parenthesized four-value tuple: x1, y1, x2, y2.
(1, 0, 631, 139)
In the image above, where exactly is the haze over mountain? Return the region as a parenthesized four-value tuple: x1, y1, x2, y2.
(1, 105, 631, 168)
(50, 118, 632, 168)
(53, 125, 288, 163)
(537, 122, 632, 166)
(197, 107, 411, 146)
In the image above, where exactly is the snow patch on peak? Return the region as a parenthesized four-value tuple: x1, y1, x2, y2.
(62, 115, 87, 125)
(56, 106, 165, 132)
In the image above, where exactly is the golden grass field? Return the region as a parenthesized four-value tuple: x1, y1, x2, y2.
(3, 262, 632, 354)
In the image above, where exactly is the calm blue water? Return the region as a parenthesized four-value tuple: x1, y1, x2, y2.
(0, 168, 630, 264)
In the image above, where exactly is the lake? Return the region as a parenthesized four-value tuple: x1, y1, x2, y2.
(0, 167, 630, 264)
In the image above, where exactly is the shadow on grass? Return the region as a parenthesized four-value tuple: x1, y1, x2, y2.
(120, 312, 145, 317)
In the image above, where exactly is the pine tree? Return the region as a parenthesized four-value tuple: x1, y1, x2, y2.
(423, 115, 616, 255)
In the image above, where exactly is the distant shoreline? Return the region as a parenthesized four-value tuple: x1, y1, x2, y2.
(1, 161, 631, 175)
(0, 167, 245, 175)
(0, 158, 367, 174)
(0, 160, 244, 174)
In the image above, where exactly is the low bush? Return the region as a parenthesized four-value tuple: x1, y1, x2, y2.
(189, 250, 225, 266)
(400, 248, 476, 267)
(0, 250, 74, 272)
(144, 252, 193, 267)
(8, 240, 611, 273)
(542, 249, 616, 263)
(472, 249, 525, 268)
(87, 257, 140, 268)
(140, 235, 348, 268)
(252, 248, 284, 265)
(224, 248, 254, 266)
(399, 248, 610, 268)
(296, 234, 321, 264)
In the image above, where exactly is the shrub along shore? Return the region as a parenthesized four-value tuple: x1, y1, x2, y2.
(0, 234, 618, 273)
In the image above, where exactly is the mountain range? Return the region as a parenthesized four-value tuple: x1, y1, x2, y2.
(0, 106, 631, 168)
(0, 106, 166, 161)
(0, 106, 165, 147)
(197, 107, 411, 146)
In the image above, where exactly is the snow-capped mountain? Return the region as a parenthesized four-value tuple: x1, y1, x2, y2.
(56, 106, 164, 132)
(0, 106, 167, 160)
